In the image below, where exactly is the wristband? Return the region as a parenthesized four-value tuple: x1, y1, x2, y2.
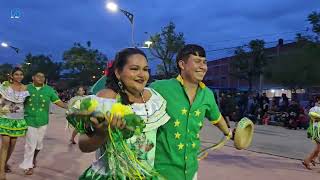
(224, 129, 232, 139)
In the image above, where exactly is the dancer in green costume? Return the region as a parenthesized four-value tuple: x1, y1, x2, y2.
(68, 48, 169, 179)
(302, 101, 320, 170)
(151, 44, 232, 180)
(0, 67, 29, 180)
(19, 72, 66, 175)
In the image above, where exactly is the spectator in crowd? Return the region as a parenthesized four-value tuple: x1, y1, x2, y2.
(279, 93, 289, 112)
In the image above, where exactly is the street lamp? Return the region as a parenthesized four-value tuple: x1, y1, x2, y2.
(106, 2, 135, 47)
(139, 41, 152, 49)
(106, 2, 118, 11)
(1, 42, 19, 54)
(1, 42, 8, 47)
(144, 41, 152, 48)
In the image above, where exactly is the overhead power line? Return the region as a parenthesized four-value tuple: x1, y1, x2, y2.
(206, 39, 296, 54)
(202, 28, 308, 46)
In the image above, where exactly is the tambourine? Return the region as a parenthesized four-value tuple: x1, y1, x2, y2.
(198, 117, 254, 160)
(233, 117, 254, 150)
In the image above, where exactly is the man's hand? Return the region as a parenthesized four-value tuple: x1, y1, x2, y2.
(223, 129, 233, 140)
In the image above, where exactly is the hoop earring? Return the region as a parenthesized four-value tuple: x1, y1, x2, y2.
(118, 81, 124, 92)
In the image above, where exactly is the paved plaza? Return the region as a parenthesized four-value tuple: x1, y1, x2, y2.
(3, 106, 319, 180)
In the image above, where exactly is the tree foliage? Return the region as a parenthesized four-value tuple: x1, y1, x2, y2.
(308, 11, 320, 37)
(149, 22, 185, 77)
(21, 53, 62, 83)
(230, 39, 267, 91)
(0, 63, 14, 83)
(62, 41, 107, 86)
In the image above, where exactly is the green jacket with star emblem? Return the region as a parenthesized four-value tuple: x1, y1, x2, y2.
(150, 76, 222, 180)
(24, 84, 60, 128)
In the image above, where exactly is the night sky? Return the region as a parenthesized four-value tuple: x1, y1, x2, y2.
(1, 0, 319, 73)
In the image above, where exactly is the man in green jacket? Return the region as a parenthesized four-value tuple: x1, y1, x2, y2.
(19, 72, 66, 175)
(151, 44, 231, 180)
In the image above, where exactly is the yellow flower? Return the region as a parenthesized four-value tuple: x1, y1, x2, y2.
(87, 99, 99, 113)
(110, 103, 133, 117)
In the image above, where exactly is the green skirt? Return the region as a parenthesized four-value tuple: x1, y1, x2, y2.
(307, 123, 320, 143)
(0, 117, 27, 137)
(79, 167, 125, 180)
(79, 166, 155, 180)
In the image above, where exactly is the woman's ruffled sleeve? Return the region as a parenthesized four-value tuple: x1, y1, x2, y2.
(142, 88, 170, 132)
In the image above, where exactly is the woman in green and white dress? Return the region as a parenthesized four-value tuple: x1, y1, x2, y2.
(0, 67, 29, 180)
(70, 48, 170, 179)
(68, 86, 86, 144)
(302, 105, 320, 170)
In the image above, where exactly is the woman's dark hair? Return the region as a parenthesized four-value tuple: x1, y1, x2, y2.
(106, 48, 147, 105)
(11, 67, 24, 76)
(9, 67, 24, 82)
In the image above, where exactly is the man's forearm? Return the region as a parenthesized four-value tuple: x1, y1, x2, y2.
(55, 100, 67, 109)
(215, 116, 230, 135)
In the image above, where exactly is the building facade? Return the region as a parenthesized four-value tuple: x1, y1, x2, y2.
(204, 40, 298, 92)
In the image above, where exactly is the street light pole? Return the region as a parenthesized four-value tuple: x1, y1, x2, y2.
(106, 2, 135, 47)
(118, 8, 135, 47)
(130, 14, 134, 47)
(1, 42, 19, 54)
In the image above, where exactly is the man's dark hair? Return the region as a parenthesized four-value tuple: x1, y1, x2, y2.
(176, 44, 206, 73)
(33, 71, 45, 76)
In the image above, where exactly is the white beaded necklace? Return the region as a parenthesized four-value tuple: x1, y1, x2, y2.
(140, 92, 149, 121)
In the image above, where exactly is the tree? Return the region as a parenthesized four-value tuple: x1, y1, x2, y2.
(308, 11, 320, 37)
(230, 39, 267, 91)
(0, 63, 13, 83)
(149, 22, 185, 77)
(21, 54, 62, 83)
(62, 41, 107, 86)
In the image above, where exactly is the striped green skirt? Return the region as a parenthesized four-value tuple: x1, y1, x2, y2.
(0, 117, 27, 137)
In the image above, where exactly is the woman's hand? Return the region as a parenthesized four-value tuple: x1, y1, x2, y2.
(89, 113, 126, 137)
(106, 113, 126, 130)
(78, 113, 127, 153)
